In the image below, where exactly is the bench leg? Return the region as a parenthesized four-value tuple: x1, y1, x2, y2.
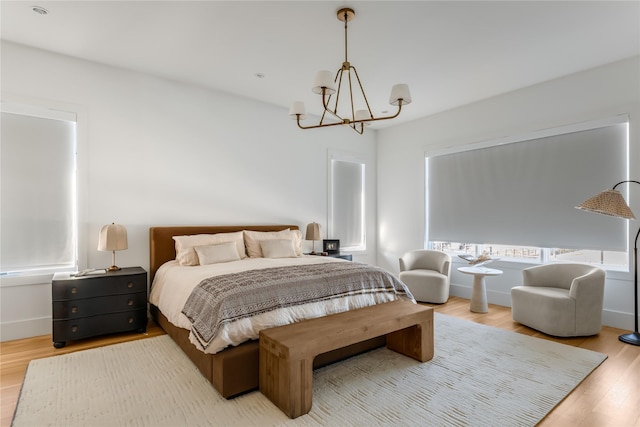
(386, 311, 434, 362)
(259, 338, 313, 418)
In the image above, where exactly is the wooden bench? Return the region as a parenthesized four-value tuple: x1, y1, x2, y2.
(258, 300, 434, 418)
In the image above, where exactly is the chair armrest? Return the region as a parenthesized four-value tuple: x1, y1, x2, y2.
(441, 259, 451, 276)
(569, 269, 606, 301)
(522, 265, 557, 287)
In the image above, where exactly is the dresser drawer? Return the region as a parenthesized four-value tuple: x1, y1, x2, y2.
(53, 292, 147, 319)
(52, 309, 147, 343)
(52, 272, 146, 301)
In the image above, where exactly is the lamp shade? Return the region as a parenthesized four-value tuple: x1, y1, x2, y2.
(312, 70, 336, 95)
(97, 223, 128, 251)
(576, 189, 636, 220)
(289, 101, 307, 119)
(389, 83, 412, 106)
(305, 222, 322, 240)
(355, 109, 372, 125)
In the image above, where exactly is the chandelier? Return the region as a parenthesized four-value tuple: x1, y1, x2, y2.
(289, 7, 412, 135)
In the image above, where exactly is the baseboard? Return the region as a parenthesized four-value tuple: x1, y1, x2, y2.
(1, 316, 51, 342)
(449, 283, 634, 330)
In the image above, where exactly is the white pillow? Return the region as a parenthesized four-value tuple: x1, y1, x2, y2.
(243, 229, 303, 257)
(260, 239, 298, 259)
(173, 231, 246, 265)
(194, 241, 241, 265)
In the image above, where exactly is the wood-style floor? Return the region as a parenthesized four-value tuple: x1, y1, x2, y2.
(1, 296, 639, 426)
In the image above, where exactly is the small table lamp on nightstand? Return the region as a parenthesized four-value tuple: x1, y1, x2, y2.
(306, 222, 322, 255)
(98, 222, 128, 271)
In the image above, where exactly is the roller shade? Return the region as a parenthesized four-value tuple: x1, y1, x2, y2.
(1, 109, 77, 274)
(427, 119, 628, 251)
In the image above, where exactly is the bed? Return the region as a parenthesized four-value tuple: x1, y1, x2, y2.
(148, 225, 414, 398)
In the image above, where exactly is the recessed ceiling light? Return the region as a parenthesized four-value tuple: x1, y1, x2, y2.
(31, 6, 49, 15)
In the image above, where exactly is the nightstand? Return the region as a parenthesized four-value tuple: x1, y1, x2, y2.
(52, 266, 147, 348)
(329, 253, 352, 261)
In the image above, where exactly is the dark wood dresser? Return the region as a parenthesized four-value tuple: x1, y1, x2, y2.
(52, 267, 147, 348)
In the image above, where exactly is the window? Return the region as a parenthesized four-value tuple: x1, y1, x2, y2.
(426, 116, 629, 269)
(328, 151, 365, 251)
(1, 104, 77, 276)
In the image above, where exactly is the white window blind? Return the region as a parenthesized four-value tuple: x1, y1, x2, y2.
(1, 108, 77, 274)
(427, 118, 628, 251)
(329, 155, 365, 251)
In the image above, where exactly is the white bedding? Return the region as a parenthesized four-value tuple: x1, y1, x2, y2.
(149, 256, 408, 354)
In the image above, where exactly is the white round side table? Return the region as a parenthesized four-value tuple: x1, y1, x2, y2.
(457, 266, 503, 313)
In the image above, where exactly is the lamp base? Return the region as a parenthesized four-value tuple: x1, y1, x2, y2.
(106, 265, 121, 271)
(618, 331, 640, 346)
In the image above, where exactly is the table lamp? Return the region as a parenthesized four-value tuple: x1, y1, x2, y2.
(98, 223, 128, 271)
(306, 222, 322, 255)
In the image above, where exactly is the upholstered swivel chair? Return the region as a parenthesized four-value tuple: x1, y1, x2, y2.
(511, 263, 606, 337)
(399, 250, 451, 304)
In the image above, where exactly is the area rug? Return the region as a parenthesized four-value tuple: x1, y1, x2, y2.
(12, 313, 606, 427)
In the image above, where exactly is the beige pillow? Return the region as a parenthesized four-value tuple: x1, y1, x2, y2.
(194, 241, 241, 265)
(290, 229, 303, 256)
(173, 231, 246, 265)
(243, 229, 302, 257)
(260, 239, 298, 259)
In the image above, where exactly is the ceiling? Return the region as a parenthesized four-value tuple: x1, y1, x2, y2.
(2, 1, 639, 129)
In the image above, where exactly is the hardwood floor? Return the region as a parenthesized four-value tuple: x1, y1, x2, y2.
(1, 297, 639, 426)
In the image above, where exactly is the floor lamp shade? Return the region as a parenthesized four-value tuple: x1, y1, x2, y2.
(576, 180, 639, 346)
(306, 222, 322, 254)
(98, 223, 128, 271)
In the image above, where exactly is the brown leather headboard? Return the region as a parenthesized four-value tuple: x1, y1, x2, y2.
(149, 225, 299, 283)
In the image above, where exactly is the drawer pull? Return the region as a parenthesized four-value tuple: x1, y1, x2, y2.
(127, 299, 133, 306)
(71, 287, 78, 294)
(128, 317, 134, 324)
(71, 306, 78, 314)
(127, 282, 134, 289)
(71, 325, 78, 333)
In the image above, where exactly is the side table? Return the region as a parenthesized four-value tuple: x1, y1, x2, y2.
(52, 266, 147, 348)
(457, 266, 503, 313)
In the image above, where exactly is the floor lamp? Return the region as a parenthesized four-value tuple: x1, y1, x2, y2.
(576, 180, 639, 346)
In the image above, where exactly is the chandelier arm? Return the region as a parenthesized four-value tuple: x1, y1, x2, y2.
(295, 115, 345, 130)
(332, 68, 345, 116)
(350, 102, 404, 125)
(347, 68, 356, 122)
(350, 66, 375, 118)
(322, 90, 347, 123)
(349, 123, 364, 135)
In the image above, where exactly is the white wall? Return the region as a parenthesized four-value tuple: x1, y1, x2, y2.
(0, 41, 378, 341)
(377, 56, 640, 330)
